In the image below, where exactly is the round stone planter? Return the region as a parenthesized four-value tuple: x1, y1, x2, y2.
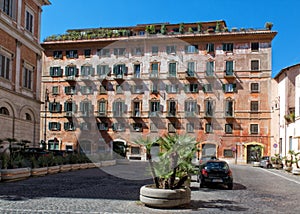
(94, 162, 102, 168)
(284, 166, 293, 172)
(88, 163, 96, 168)
(0, 168, 31, 182)
(31, 167, 48, 177)
(101, 160, 116, 167)
(79, 163, 89, 170)
(47, 166, 60, 174)
(71, 163, 81, 171)
(60, 164, 72, 172)
(272, 164, 283, 169)
(292, 168, 300, 175)
(140, 185, 191, 208)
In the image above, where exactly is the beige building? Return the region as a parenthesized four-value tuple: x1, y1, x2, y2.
(41, 21, 276, 163)
(0, 0, 50, 146)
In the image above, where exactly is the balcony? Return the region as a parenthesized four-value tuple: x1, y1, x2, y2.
(204, 112, 214, 118)
(64, 111, 73, 118)
(97, 111, 107, 117)
(166, 111, 177, 118)
(185, 112, 196, 118)
(131, 111, 141, 118)
(149, 111, 160, 117)
(114, 74, 124, 80)
(65, 75, 76, 82)
(205, 71, 214, 77)
(149, 72, 159, 79)
(224, 70, 235, 79)
(81, 75, 92, 81)
(186, 71, 197, 79)
(224, 112, 234, 118)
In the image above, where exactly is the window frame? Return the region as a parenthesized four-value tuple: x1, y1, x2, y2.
(250, 124, 259, 134)
(251, 60, 259, 71)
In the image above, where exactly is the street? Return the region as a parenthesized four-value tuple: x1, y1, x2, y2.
(0, 162, 299, 213)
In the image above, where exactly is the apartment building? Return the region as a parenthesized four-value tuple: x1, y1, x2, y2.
(0, 0, 50, 147)
(273, 64, 300, 157)
(41, 21, 276, 163)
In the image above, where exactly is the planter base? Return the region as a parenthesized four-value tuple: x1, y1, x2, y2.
(292, 168, 300, 175)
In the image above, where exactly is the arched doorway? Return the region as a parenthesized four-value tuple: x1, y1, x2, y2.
(244, 142, 264, 163)
(112, 139, 127, 159)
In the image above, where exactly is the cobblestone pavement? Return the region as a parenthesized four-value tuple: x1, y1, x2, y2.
(0, 162, 300, 214)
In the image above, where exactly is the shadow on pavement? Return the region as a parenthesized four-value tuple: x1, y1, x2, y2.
(190, 199, 249, 212)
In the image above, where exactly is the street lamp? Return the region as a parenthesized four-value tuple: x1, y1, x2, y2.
(43, 88, 49, 150)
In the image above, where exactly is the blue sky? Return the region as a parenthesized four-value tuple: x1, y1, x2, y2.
(41, 0, 300, 77)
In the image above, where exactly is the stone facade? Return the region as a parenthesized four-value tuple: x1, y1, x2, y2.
(41, 21, 276, 163)
(0, 0, 50, 148)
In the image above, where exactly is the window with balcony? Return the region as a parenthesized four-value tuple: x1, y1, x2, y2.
(166, 84, 179, 93)
(0, 53, 11, 80)
(132, 123, 143, 132)
(97, 65, 110, 78)
(205, 123, 213, 133)
(64, 101, 76, 114)
(223, 83, 236, 93)
(203, 84, 213, 93)
(53, 51, 62, 59)
(133, 64, 141, 78)
(98, 99, 107, 116)
(150, 62, 159, 78)
(50, 67, 62, 77)
(187, 62, 195, 77)
(206, 43, 214, 53)
(225, 100, 234, 117)
(25, 9, 34, 33)
(112, 123, 125, 132)
(65, 86, 76, 95)
(132, 101, 141, 117)
(185, 99, 197, 117)
(184, 83, 199, 93)
(225, 61, 234, 76)
(186, 123, 194, 133)
(113, 64, 127, 78)
(81, 65, 94, 77)
(81, 86, 93, 95)
(113, 100, 126, 117)
(64, 122, 75, 131)
(204, 99, 214, 117)
(66, 50, 78, 59)
(23, 67, 33, 90)
(206, 61, 214, 76)
(48, 122, 61, 131)
(222, 43, 233, 52)
(250, 101, 259, 112)
(185, 45, 198, 53)
(80, 101, 92, 117)
(225, 124, 233, 134)
(149, 100, 160, 117)
(251, 42, 259, 52)
(251, 60, 259, 71)
(114, 48, 126, 56)
(251, 83, 260, 92)
(167, 100, 177, 117)
(65, 66, 78, 77)
(166, 45, 176, 54)
(49, 102, 62, 113)
(168, 62, 177, 77)
(97, 122, 108, 131)
(250, 124, 259, 134)
(168, 123, 176, 133)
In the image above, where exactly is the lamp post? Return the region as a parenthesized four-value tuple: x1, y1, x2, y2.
(43, 88, 49, 150)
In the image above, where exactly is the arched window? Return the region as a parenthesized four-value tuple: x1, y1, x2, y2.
(25, 113, 32, 121)
(0, 107, 9, 115)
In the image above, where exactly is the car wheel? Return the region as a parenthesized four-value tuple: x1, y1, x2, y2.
(267, 164, 272, 169)
(228, 183, 233, 190)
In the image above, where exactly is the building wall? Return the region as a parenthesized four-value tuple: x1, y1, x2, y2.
(0, 0, 50, 147)
(41, 22, 276, 163)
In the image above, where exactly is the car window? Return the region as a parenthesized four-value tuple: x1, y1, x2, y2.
(205, 162, 228, 170)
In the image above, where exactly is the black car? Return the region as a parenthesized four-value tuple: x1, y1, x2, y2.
(198, 160, 233, 189)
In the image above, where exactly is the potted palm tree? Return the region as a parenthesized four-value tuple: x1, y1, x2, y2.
(138, 134, 197, 208)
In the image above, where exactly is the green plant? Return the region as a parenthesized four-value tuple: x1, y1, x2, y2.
(197, 22, 202, 32)
(145, 25, 156, 34)
(37, 155, 49, 167)
(250, 145, 262, 162)
(136, 134, 197, 189)
(188, 27, 194, 33)
(160, 24, 167, 35)
(215, 21, 220, 32)
(284, 112, 295, 123)
(265, 22, 273, 30)
(179, 23, 185, 34)
(0, 153, 9, 169)
(271, 154, 282, 164)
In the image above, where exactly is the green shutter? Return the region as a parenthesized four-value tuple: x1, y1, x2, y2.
(57, 123, 61, 131)
(48, 122, 52, 130)
(50, 67, 54, 76)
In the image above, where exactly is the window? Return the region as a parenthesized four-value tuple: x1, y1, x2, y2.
(114, 48, 126, 56)
(65, 66, 77, 76)
(84, 49, 91, 58)
(112, 123, 125, 132)
(223, 43, 233, 52)
(168, 123, 176, 133)
(113, 64, 127, 77)
(187, 62, 195, 76)
(66, 50, 78, 59)
(48, 122, 61, 131)
(152, 46, 158, 55)
(64, 122, 75, 131)
(166, 84, 179, 93)
(80, 122, 91, 131)
(223, 83, 236, 93)
(50, 67, 62, 77)
(113, 100, 125, 117)
(225, 100, 234, 117)
(0, 107, 9, 115)
(52, 86, 59, 95)
(65, 86, 76, 95)
(25, 113, 31, 121)
(186, 123, 194, 133)
(206, 61, 214, 76)
(224, 149, 233, 157)
(97, 122, 108, 131)
(251, 60, 259, 71)
(250, 101, 259, 112)
(131, 147, 140, 155)
(53, 51, 62, 59)
(225, 124, 233, 134)
(150, 62, 159, 78)
(132, 123, 143, 132)
(289, 136, 293, 151)
(0, 54, 10, 79)
(203, 84, 213, 93)
(149, 100, 160, 117)
(167, 100, 176, 117)
(23, 67, 33, 90)
(251, 42, 259, 52)
(81, 65, 94, 76)
(132, 101, 141, 117)
(250, 124, 259, 134)
(251, 83, 260, 92)
(205, 123, 213, 133)
(166, 45, 176, 54)
(81, 86, 93, 95)
(25, 10, 33, 33)
(132, 47, 143, 56)
(184, 84, 198, 93)
(132, 84, 143, 94)
(97, 48, 110, 57)
(98, 99, 107, 116)
(204, 99, 214, 117)
(80, 101, 92, 117)
(185, 100, 197, 117)
(151, 83, 159, 94)
(185, 45, 198, 53)
(206, 43, 214, 52)
(49, 102, 61, 113)
(64, 101, 76, 112)
(48, 139, 59, 150)
(225, 61, 234, 76)
(168, 62, 177, 77)
(97, 65, 110, 77)
(150, 123, 158, 132)
(133, 64, 141, 78)
(2, 0, 14, 17)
